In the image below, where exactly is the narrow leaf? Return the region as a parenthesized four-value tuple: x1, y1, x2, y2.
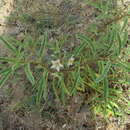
(38, 33, 48, 57)
(71, 71, 80, 95)
(36, 71, 48, 104)
(103, 77, 109, 101)
(24, 63, 35, 85)
(0, 68, 12, 75)
(62, 81, 70, 96)
(0, 57, 16, 62)
(122, 31, 128, 47)
(116, 62, 130, 72)
(73, 41, 86, 56)
(78, 34, 95, 55)
(0, 36, 17, 53)
(117, 32, 122, 54)
(0, 69, 12, 88)
(52, 78, 60, 100)
(95, 61, 111, 83)
(107, 29, 115, 51)
(121, 17, 128, 32)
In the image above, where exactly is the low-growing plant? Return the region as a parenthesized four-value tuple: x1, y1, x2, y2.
(0, 0, 130, 120)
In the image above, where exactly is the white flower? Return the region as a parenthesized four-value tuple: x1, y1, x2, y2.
(51, 59, 63, 71)
(68, 57, 74, 66)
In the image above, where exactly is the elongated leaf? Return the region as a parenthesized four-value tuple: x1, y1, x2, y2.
(24, 63, 35, 85)
(95, 61, 111, 83)
(122, 31, 128, 47)
(117, 32, 122, 54)
(61, 85, 65, 104)
(0, 36, 17, 53)
(42, 71, 48, 100)
(0, 64, 6, 68)
(98, 61, 104, 74)
(117, 31, 128, 53)
(71, 71, 80, 95)
(103, 77, 109, 101)
(78, 34, 95, 55)
(38, 33, 48, 58)
(36, 76, 44, 104)
(108, 102, 117, 116)
(115, 62, 130, 72)
(109, 101, 119, 110)
(107, 29, 115, 51)
(86, 65, 96, 81)
(121, 17, 128, 32)
(36, 71, 48, 104)
(87, 1, 102, 11)
(57, 75, 70, 103)
(0, 69, 12, 88)
(0, 57, 16, 63)
(0, 68, 12, 75)
(62, 81, 70, 96)
(52, 78, 60, 100)
(73, 41, 87, 56)
(12, 63, 23, 71)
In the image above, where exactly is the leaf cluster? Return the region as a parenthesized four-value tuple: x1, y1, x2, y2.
(0, 0, 130, 119)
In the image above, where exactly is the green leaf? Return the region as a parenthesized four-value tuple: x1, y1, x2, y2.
(0, 36, 17, 53)
(87, 1, 102, 11)
(122, 31, 128, 47)
(95, 61, 111, 83)
(11, 63, 22, 71)
(60, 83, 66, 104)
(116, 62, 130, 72)
(109, 101, 119, 110)
(71, 71, 80, 95)
(52, 78, 60, 100)
(24, 63, 35, 85)
(0, 68, 12, 75)
(117, 31, 128, 54)
(73, 41, 86, 56)
(117, 32, 122, 54)
(107, 29, 116, 51)
(0, 69, 12, 88)
(103, 77, 109, 101)
(62, 81, 70, 96)
(78, 34, 95, 55)
(121, 17, 128, 32)
(38, 33, 48, 58)
(86, 65, 96, 81)
(0, 57, 16, 63)
(36, 71, 48, 104)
